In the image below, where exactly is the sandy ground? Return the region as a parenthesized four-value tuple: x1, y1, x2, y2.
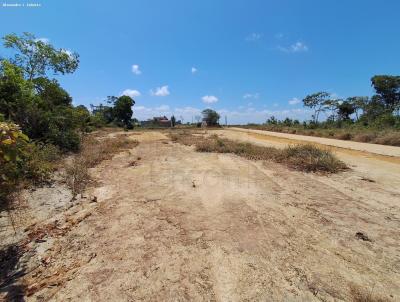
(1, 130, 400, 301)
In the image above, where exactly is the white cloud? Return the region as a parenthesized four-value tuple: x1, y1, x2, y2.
(150, 85, 170, 97)
(288, 97, 301, 105)
(155, 105, 170, 111)
(132, 105, 199, 122)
(191, 67, 197, 74)
(175, 106, 201, 115)
(291, 42, 308, 52)
(121, 89, 141, 98)
(35, 37, 49, 44)
(202, 95, 218, 104)
(246, 33, 262, 41)
(278, 41, 309, 53)
(243, 93, 259, 99)
(131, 64, 141, 75)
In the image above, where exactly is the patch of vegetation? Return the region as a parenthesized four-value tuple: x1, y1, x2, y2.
(0, 32, 139, 210)
(0, 122, 60, 211)
(202, 108, 221, 126)
(90, 95, 136, 130)
(171, 131, 347, 173)
(64, 132, 139, 195)
(278, 144, 347, 173)
(0, 33, 85, 152)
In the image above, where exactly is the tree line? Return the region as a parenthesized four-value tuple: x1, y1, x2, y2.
(301, 76, 400, 127)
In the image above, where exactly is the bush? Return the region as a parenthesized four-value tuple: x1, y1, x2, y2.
(22, 142, 60, 181)
(335, 132, 352, 140)
(277, 144, 347, 173)
(371, 113, 398, 129)
(373, 132, 400, 146)
(1, 122, 28, 206)
(353, 133, 376, 143)
(0, 122, 58, 210)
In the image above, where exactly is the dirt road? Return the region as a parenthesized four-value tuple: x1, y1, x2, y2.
(229, 127, 400, 157)
(3, 130, 400, 301)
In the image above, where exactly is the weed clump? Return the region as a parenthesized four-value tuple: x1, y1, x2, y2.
(277, 144, 348, 173)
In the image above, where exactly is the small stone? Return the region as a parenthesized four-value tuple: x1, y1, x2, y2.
(355, 232, 372, 242)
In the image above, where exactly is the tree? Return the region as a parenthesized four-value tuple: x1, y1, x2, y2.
(336, 100, 355, 120)
(33, 77, 72, 109)
(302, 92, 332, 123)
(73, 105, 91, 132)
(171, 115, 176, 127)
(283, 117, 293, 126)
(360, 95, 387, 124)
(347, 96, 369, 120)
(91, 103, 114, 124)
(113, 95, 135, 128)
(325, 99, 339, 121)
(202, 109, 220, 126)
(266, 116, 277, 125)
(2, 32, 79, 81)
(0, 60, 34, 122)
(0, 59, 85, 151)
(371, 75, 400, 113)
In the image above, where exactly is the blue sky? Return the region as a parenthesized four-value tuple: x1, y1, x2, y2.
(1, 0, 400, 124)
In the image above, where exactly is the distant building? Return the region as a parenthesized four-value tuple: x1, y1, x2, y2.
(140, 116, 171, 127)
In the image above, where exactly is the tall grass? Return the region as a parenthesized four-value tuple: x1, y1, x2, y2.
(171, 131, 347, 173)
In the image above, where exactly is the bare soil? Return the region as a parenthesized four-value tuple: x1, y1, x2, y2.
(1, 130, 399, 301)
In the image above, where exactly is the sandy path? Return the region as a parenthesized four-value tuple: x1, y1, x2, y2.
(16, 131, 400, 301)
(229, 127, 400, 157)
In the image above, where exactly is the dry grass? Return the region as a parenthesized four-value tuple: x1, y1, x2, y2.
(373, 132, 400, 146)
(65, 133, 139, 195)
(279, 144, 348, 173)
(349, 285, 390, 302)
(171, 131, 347, 173)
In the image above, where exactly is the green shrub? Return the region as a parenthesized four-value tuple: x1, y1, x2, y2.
(0, 122, 58, 209)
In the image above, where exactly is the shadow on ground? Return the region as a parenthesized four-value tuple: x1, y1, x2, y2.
(0, 244, 26, 301)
